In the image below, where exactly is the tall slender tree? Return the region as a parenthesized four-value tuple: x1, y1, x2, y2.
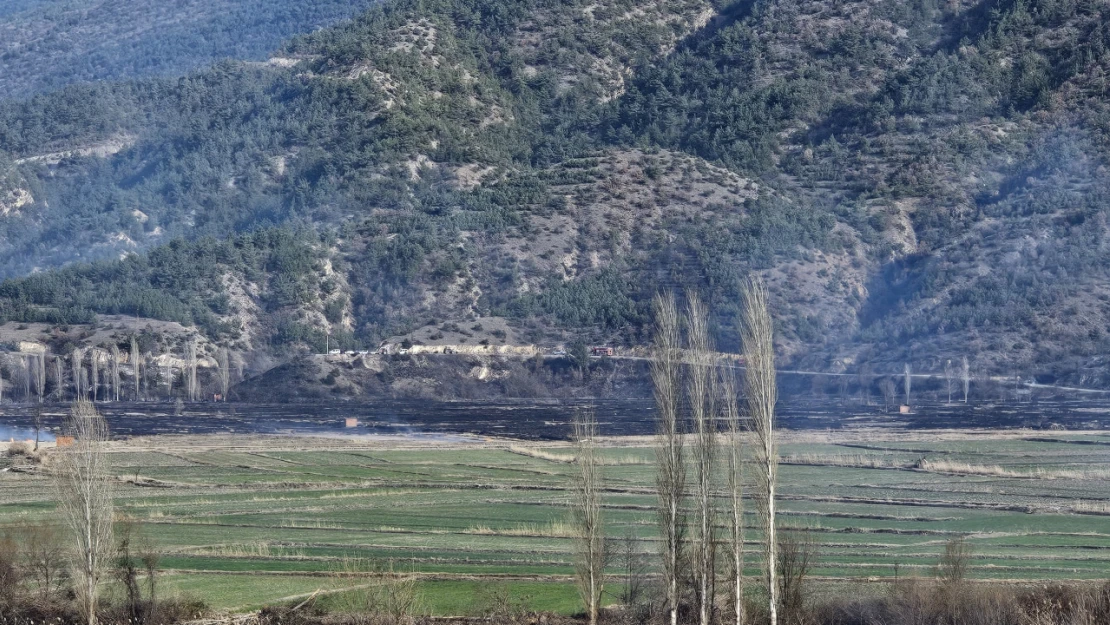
(218, 347, 230, 401)
(572, 410, 605, 625)
(53, 401, 114, 625)
(186, 340, 198, 402)
(143, 352, 153, 400)
(71, 349, 83, 400)
(903, 363, 912, 406)
(686, 292, 716, 625)
(944, 360, 954, 403)
(130, 337, 141, 401)
(857, 363, 872, 406)
(741, 278, 778, 625)
(652, 293, 685, 625)
(36, 352, 46, 402)
(23, 354, 32, 401)
(89, 349, 99, 402)
(32, 405, 43, 451)
(962, 356, 971, 403)
(722, 368, 745, 625)
(54, 355, 65, 401)
(110, 346, 121, 402)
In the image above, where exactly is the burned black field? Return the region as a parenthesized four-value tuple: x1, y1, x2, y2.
(3, 394, 1110, 441)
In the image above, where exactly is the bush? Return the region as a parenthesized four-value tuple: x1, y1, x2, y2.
(0, 533, 23, 615)
(6, 441, 30, 457)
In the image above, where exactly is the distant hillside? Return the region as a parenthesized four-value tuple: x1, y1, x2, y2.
(0, 0, 381, 99)
(2, 0, 1110, 389)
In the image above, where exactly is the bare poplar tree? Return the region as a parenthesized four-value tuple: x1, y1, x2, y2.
(23, 354, 32, 401)
(686, 292, 716, 625)
(572, 409, 605, 625)
(218, 347, 230, 401)
(144, 352, 154, 400)
(879, 378, 896, 412)
(37, 353, 47, 402)
(89, 349, 99, 402)
(166, 364, 174, 400)
(619, 530, 647, 607)
(857, 363, 872, 406)
(52, 401, 115, 625)
(962, 356, 971, 403)
(71, 349, 83, 400)
(652, 292, 685, 625)
(944, 360, 954, 403)
(110, 346, 121, 402)
(33, 405, 43, 451)
(186, 340, 198, 402)
(741, 277, 778, 625)
(54, 356, 65, 401)
(903, 363, 912, 406)
(722, 369, 745, 625)
(131, 337, 141, 401)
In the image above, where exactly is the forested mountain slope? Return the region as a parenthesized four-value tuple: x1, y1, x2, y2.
(0, 0, 382, 100)
(1, 0, 1109, 388)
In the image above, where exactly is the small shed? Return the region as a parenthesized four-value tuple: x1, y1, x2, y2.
(345, 418, 359, 428)
(899, 405, 912, 414)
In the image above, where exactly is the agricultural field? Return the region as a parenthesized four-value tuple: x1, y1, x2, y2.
(3, 428, 1110, 615)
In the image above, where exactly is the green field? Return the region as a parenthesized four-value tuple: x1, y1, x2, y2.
(3, 429, 1110, 615)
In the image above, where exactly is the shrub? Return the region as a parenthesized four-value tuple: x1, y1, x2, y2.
(6, 441, 30, 457)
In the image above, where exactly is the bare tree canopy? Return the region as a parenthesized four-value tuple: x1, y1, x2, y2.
(944, 360, 954, 403)
(572, 409, 605, 625)
(741, 277, 779, 625)
(110, 346, 121, 403)
(879, 378, 896, 412)
(131, 337, 141, 401)
(36, 353, 46, 402)
(962, 356, 971, 403)
(722, 368, 745, 625)
(218, 347, 231, 401)
(89, 348, 99, 402)
(903, 363, 912, 406)
(22, 354, 31, 401)
(54, 356, 65, 401)
(186, 340, 198, 402)
(651, 292, 685, 625)
(686, 291, 716, 625)
(71, 349, 83, 400)
(52, 401, 115, 625)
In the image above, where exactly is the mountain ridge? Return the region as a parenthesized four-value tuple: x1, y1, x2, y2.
(1, 0, 1109, 389)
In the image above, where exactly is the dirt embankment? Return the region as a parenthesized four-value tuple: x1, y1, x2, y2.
(232, 353, 652, 402)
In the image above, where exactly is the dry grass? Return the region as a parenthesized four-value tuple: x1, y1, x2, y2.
(916, 459, 1025, 478)
(783, 453, 903, 469)
(506, 445, 646, 465)
(195, 542, 306, 558)
(784, 454, 1110, 480)
(507, 445, 575, 463)
(595, 455, 650, 466)
(466, 520, 576, 538)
